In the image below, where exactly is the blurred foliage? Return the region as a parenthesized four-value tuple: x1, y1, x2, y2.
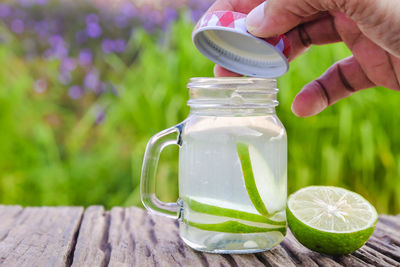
(0, 0, 399, 214)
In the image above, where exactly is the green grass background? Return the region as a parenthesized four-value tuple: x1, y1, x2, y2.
(0, 17, 399, 214)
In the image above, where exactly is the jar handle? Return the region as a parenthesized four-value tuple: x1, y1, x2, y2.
(140, 124, 183, 219)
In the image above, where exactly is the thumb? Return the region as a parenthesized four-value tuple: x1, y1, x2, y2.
(246, 0, 400, 46)
(246, 0, 307, 38)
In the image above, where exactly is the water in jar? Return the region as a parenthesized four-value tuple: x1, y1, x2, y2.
(179, 115, 287, 253)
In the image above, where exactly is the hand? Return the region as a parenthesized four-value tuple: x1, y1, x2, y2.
(207, 0, 400, 116)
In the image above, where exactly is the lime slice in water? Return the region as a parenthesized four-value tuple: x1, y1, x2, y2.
(186, 209, 285, 229)
(237, 142, 285, 215)
(247, 144, 286, 214)
(186, 220, 286, 234)
(287, 186, 378, 255)
(184, 197, 286, 225)
(182, 197, 286, 234)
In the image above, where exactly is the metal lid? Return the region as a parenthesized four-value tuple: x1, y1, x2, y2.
(193, 11, 290, 78)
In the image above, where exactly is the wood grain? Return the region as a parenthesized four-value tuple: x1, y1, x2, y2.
(1, 206, 399, 267)
(0, 206, 83, 267)
(0, 206, 23, 241)
(71, 207, 400, 267)
(72, 206, 243, 267)
(71, 206, 109, 267)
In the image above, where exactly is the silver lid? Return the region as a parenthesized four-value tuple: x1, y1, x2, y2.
(193, 11, 289, 78)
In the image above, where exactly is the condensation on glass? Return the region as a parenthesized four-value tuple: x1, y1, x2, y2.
(141, 77, 287, 254)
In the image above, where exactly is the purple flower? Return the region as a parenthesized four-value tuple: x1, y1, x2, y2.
(190, 9, 204, 22)
(68, 85, 83, 99)
(85, 13, 99, 24)
(54, 46, 68, 59)
(114, 39, 126, 53)
(0, 4, 11, 18)
(34, 20, 49, 36)
(48, 35, 68, 59)
(188, 0, 213, 22)
(84, 69, 99, 90)
(11, 20, 24, 34)
(48, 34, 64, 47)
(17, 0, 32, 7)
(34, 0, 48, 5)
(20, 0, 48, 6)
(34, 79, 47, 93)
(113, 15, 130, 28)
(141, 20, 157, 33)
(78, 49, 92, 66)
(149, 10, 163, 25)
(164, 7, 178, 26)
(86, 22, 102, 38)
(119, 2, 137, 18)
(61, 58, 76, 72)
(101, 39, 115, 54)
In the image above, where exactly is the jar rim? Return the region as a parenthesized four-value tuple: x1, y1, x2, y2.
(187, 77, 277, 91)
(186, 77, 279, 111)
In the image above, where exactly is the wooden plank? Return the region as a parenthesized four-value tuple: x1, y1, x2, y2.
(279, 232, 340, 267)
(2, 205, 397, 267)
(71, 206, 108, 267)
(0, 207, 83, 267)
(73, 207, 399, 267)
(105, 207, 247, 267)
(0, 205, 23, 241)
(352, 245, 399, 266)
(71, 207, 400, 267)
(323, 216, 400, 267)
(363, 217, 400, 264)
(72, 206, 278, 266)
(255, 246, 298, 267)
(273, 216, 400, 267)
(335, 254, 375, 267)
(0, 205, 21, 215)
(366, 237, 400, 263)
(380, 215, 400, 230)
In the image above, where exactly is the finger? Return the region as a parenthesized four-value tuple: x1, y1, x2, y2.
(344, 1, 400, 58)
(214, 65, 242, 77)
(246, 0, 322, 37)
(245, 0, 400, 57)
(292, 56, 375, 117)
(246, 0, 386, 38)
(214, 16, 343, 75)
(286, 15, 341, 61)
(334, 12, 400, 90)
(208, 0, 265, 13)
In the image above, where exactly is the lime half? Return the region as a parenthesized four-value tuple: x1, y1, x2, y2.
(287, 186, 378, 255)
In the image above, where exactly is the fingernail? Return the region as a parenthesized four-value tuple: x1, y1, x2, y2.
(291, 83, 328, 117)
(246, 2, 266, 34)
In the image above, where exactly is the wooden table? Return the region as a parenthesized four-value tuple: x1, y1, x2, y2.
(0, 206, 399, 267)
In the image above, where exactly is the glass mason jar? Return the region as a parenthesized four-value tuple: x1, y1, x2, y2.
(141, 77, 287, 254)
